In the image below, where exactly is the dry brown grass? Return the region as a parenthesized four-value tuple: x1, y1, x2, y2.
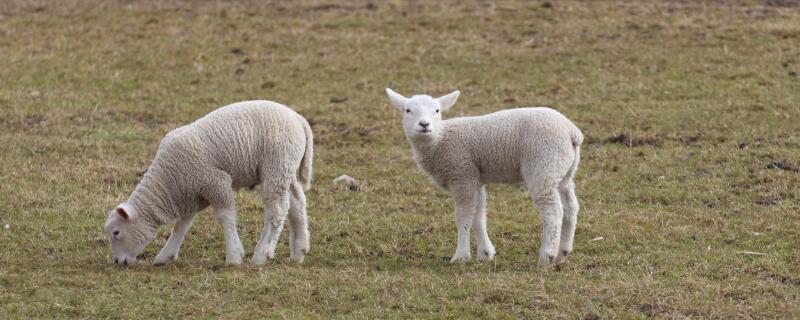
(1, 0, 799, 318)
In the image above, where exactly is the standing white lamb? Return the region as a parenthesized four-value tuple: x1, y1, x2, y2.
(103, 100, 313, 266)
(385, 88, 583, 266)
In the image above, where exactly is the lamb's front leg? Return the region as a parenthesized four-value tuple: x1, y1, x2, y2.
(214, 204, 246, 265)
(153, 214, 197, 266)
(450, 184, 479, 263)
(202, 173, 245, 265)
(472, 186, 495, 261)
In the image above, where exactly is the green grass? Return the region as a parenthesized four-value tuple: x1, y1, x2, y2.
(1, 0, 799, 318)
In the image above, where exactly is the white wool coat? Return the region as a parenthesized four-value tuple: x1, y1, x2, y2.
(411, 107, 582, 191)
(127, 100, 313, 227)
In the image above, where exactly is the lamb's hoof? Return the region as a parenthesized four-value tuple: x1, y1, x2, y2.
(554, 250, 570, 265)
(226, 257, 243, 266)
(450, 252, 471, 263)
(477, 247, 496, 262)
(250, 254, 267, 266)
(289, 255, 305, 264)
(538, 252, 557, 267)
(251, 252, 274, 265)
(290, 248, 308, 264)
(290, 236, 310, 264)
(226, 248, 245, 266)
(153, 254, 176, 266)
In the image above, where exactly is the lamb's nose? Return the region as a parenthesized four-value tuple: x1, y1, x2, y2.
(419, 120, 430, 128)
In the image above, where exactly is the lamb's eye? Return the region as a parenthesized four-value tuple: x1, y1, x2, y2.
(405, 109, 411, 114)
(435, 109, 440, 113)
(112, 230, 120, 236)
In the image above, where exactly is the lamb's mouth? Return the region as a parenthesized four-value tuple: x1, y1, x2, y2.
(417, 129, 431, 133)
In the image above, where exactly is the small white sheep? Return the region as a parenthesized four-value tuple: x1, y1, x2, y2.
(385, 88, 583, 266)
(104, 100, 313, 266)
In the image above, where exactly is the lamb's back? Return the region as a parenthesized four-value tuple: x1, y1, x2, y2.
(441, 108, 578, 184)
(166, 101, 306, 188)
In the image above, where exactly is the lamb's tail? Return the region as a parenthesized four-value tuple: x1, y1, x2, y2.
(570, 127, 584, 149)
(297, 115, 314, 191)
(565, 128, 583, 181)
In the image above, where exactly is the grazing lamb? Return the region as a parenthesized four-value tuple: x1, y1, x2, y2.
(385, 88, 583, 266)
(103, 100, 313, 266)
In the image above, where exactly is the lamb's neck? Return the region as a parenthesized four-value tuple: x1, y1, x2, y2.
(408, 132, 444, 170)
(409, 136, 435, 158)
(127, 169, 181, 227)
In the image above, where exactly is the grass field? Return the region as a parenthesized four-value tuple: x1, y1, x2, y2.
(1, 0, 799, 318)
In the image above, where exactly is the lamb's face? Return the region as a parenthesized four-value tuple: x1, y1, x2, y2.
(103, 204, 152, 266)
(402, 96, 442, 139)
(385, 88, 460, 141)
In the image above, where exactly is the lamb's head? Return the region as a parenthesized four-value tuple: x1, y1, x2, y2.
(103, 203, 157, 266)
(386, 88, 460, 142)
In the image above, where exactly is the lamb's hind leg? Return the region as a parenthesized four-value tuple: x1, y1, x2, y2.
(528, 182, 564, 266)
(252, 180, 291, 265)
(554, 179, 579, 265)
(473, 185, 495, 261)
(287, 181, 310, 263)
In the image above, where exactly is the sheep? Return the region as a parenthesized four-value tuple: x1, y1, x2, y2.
(385, 88, 583, 266)
(103, 100, 313, 266)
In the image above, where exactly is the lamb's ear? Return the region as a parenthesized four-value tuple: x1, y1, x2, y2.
(437, 90, 460, 112)
(386, 88, 409, 111)
(115, 204, 133, 220)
